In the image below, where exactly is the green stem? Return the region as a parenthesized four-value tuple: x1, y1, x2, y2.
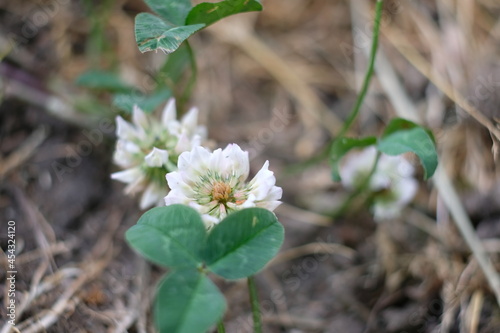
(332, 151, 381, 217)
(181, 41, 198, 107)
(337, 0, 384, 139)
(217, 319, 226, 333)
(247, 276, 262, 333)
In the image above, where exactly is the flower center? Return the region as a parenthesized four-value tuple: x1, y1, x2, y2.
(212, 181, 232, 203)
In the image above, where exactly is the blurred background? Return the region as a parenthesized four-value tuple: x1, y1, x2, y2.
(1, 0, 500, 332)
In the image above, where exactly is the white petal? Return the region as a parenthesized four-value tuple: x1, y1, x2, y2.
(115, 116, 137, 140)
(257, 200, 282, 211)
(140, 183, 166, 210)
(340, 147, 377, 189)
(241, 193, 257, 208)
(162, 98, 177, 126)
(124, 174, 146, 195)
(181, 107, 199, 134)
(373, 201, 402, 221)
(249, 161, 276, 200)
(113, 141, 140, 168)
(174, 131, 192, 154)
(132, 105, 149, 129)
(111, 167, 142, 184)
(166, 171, 192, 191)
(220, 144, 249, 180)
(264, 185, 283, 202)
(164, 188, 190, 205)
(392, 177, 418, 205)
(208, 147, 225, 173)
(184, 146, 212, 176)
(145, 147, 170, 167)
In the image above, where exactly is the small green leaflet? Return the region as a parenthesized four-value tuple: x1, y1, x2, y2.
(135, 13, 204, 54)
(377, 118, 438, 179)
(186, 0, 263, 26)
(203, 208, 284, 280)
(144, 0, 192, 26)
(113, 87, 171, 113)
(155, 269, 226, 333)
(125, 205, 206, 268)
(75, 70, 134, 93)
(136, 0, 263, 54)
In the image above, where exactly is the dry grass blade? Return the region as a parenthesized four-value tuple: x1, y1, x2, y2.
(276, 203, 332, 227)
(352, 0, 500, 308)
(208, 19, 343, 137)
(16, 254, 113, 333)
(269, 242, 356, 268)
(384, 28, 500, 142)
(467, 290, 484, 333)
(263, 313, 326, 330)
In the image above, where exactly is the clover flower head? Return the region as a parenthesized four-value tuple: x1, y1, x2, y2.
(111, 99, 207, 209)
(164, 144, 282, 228)
(339, 146, 418, 220)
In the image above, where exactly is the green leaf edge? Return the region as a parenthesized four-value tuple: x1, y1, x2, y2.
(330, 136, 377, 181)
(155, 269, 227, 333)
(205, 208, 284, 280)
(377, 118, 438, 179)
(125, 205, 206, 268)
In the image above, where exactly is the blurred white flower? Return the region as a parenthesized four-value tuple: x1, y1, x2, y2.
(111, 99, 207, 209)
(339, 146, 418, 221)
(165, 144, 282, 228)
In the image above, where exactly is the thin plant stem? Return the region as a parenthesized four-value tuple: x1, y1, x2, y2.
(181, 41, 198, 107)
(217, 319, 226, 333)
(337, 0, 384, 139)
(247, 276, 262, 333)
(332, 151, 381, 217)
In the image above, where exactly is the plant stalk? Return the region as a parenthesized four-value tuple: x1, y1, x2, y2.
(337, 0, 384, 139)
(247, 276, 262, 333)
(217, 319, 226, 333)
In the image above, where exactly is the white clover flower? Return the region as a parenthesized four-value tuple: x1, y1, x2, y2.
(339, 146, 418, 221)
(164, 144, 282, 228)
(111, 99, 207, 209)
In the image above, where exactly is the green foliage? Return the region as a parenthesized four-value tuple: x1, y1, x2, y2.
(113, 87, 171, 113)
(330, 119, 438, 181)
(135, 13, 204, 54)
(186, 0, 263, 26)
(158, 43, 193, 86)
(135, 0, 263, 54)
(204, 208, 284, 280)
(155, 269, 226, 333)
(126, 205, 284, 333)
(75, 70, 133, 93)
(125, 205, 206, 268)
(377, 118, 438, 179)
(330, 137, 377, 181)
(144, 0, 192, 26)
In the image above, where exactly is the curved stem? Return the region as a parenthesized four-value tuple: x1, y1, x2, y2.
(217, 319, 226, 333)
(337, 0, 384, 139)
(247, 276, 262, 333)
(181, 41, 198, 106)
(332, 151, 381, 217)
